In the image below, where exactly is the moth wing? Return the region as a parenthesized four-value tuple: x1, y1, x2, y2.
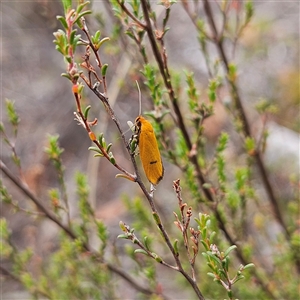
(139, 130, 164, 185)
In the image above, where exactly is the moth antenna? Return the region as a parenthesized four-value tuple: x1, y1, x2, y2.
(136, 80, 142, 117)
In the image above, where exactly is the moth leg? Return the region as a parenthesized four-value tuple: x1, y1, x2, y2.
(149, 183, 156, 197)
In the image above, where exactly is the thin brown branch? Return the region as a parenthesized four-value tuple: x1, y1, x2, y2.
(121, 222, 178, 271)
(0, 160, 163, 297)
(116, 0, 146, 30)
(0, 265, 20, 282)
(104, 263, 163, 297)
(74, 89, 136, 181)
(180, 0, 261, 287)
(0, 160, 77, 239)
(118, 1, 277, 297)
(139, 0, 189, 145)
(81, 18, 108, 94)
(135, 176, 205, 300)
(138, 0, 214, 206)
(173, 179, 197, 281)
(202, 0, 299, 291)
(0, 265, 52, 298)
(202, 0, 289, 240)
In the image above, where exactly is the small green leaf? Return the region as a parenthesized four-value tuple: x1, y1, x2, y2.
(65, 55, 72, 64)
(45, 135, 64, 160)
(130, 139, 137, 154)
(206, 261, 217, 272)
(245, 1, 254, 23)
(0, 181, 13, 205)
(76, 1, 90, 14)
(152, 212, 161, 225)
(97, 37, 110, 49)
(206, 251, 222, 265)
(143, 236, 151, 251)
(200, 213, 208, 226)
(0, 218, 10, 240)
(78, 83, 84, 94)
(5, 99, 20, 127)
(88, 146, 102, 154)
(243, 263, 255, 270)
(233, 274, 245, 283)
(61, 73, 72, 80)
(216, 132, 229, 153)
(109, 152, 115, 164)
(21, 273, 34, 290)
(125, 30, 135, 40)
(94, 30, 101, 42)
(96, 220, 108, 244)
(216, 155, 226, 187)
(207, 272, 216, 278)
(218, 269, 227, 278)
(222, 257, 229, 272)
(57, 15, 68, 30)
(119, 221, 126, 231)
(117, 234, 129, 239)
(84, 105, 91, 119)
(202, 183, 212, 189)
(224, 245, 237, 258)
(202, 226, 207, 240)
(69, 29, 77, 46)
(61, 0, 72, 13)
(228, 63, 237, 82)
(11, 153, 21, 168)
(74, 10, 92, 26)
(106, 143, 112, 153)
(153, 253, 163, 263)
(201, 240, 210, 251)
(101, 64, 108, 76)
(98, 133, 104, 143)
(101, 137, 107, 148)
(173, 239, 179, 256)
(207, 78, 220, 103)
(209, 231, 216, 242)
(99, 136, 106, 147)
(134, 249, 149, 256)
(244, 137, 256, 154)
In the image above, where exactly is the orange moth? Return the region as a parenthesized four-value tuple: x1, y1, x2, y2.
(132, 82, 164, 185)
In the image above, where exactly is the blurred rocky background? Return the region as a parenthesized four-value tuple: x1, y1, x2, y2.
(1, 1, 299, 299)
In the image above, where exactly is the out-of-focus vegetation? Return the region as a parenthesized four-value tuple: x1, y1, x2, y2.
(1, 1, 299, 299)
